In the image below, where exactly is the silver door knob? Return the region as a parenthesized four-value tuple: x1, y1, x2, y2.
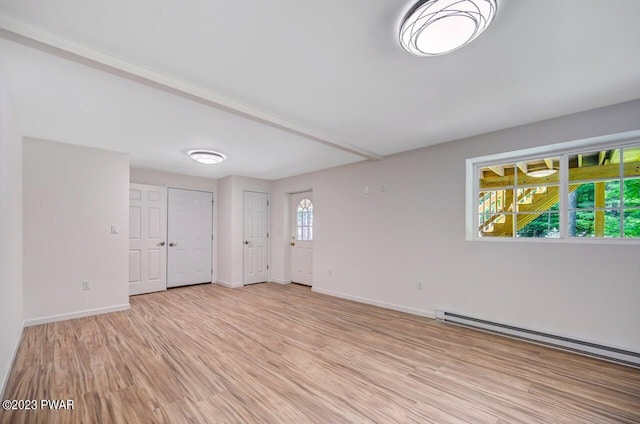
(157, 241, 166, 246)
(169, 242, 177, 247)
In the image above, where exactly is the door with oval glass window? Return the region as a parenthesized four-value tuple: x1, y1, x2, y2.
(290, 191, 313, 286)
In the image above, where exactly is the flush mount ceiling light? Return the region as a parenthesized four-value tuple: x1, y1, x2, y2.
(400, 0, 497, 57)
(526, 169, 558, 178)
(188, 150, 226, 164)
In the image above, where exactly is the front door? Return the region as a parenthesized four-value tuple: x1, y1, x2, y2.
(129, 184, 167, 295)
(243, 191, 269, 285)
(167, 188, 213, 288)
(290, 191, 313, 286)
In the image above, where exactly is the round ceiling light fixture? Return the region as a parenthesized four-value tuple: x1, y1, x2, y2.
(188, 150, 226, 164)
(526, 169, 558, 178)
(400, 0, 497, 57)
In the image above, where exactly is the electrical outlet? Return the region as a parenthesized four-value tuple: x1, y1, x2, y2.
(328, 269, 333, 277)
(82, 280, 91, 290)
(416, 280, 422, 290)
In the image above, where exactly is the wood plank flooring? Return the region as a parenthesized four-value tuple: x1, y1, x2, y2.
(2, 282, 639, 423)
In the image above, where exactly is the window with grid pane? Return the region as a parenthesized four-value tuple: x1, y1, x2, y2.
(296, 198, 313, 241)
(478, 158, 560, 238)
(473, 141, 640, 240)
(567, 146, 640, 238)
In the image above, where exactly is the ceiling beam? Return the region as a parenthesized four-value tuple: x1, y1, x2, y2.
(516, 162, 528, 174)
(0, 17, 383, 161)
(598, 151, 607, 165)
(609, 149, 620, 164)
(480, 161, 640, 189)
(487, 165, 504, 177)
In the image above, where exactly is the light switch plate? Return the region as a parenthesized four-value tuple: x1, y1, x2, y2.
(111, 224, 119, 234)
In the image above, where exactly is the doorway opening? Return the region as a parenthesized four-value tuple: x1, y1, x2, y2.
(290, 190, 313, 286)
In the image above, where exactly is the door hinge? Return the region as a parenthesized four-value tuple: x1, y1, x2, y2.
(267, 232, 269, 238)
(267, 265, 269, 270)
(267, 200, 269, 206)
(211, 234, 214, 241)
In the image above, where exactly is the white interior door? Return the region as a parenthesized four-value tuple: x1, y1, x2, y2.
(129, 184, 167, 295)
(290, 191, 313, 286)
(167, 188, 213, 288)
(243, 191, 269, 285)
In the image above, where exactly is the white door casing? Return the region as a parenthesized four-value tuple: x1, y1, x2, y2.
(167, 188, 213, 288)
(129, 184, 167, 295)
(243, 191, 269, 285)
(290, 191, 313, 286)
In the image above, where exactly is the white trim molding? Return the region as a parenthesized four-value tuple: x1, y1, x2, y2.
(1, 324, 24, 399)
(312, 287, 435, 318)
(216, 280, 244, 289)
(129, 281, 167, 296)
(24, 304, 130, 327)
(271, 279, 291, 285)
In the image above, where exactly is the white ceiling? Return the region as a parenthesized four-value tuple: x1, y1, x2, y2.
(1, 0, 640, 180)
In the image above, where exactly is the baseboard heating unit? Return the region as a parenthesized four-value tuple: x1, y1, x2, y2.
(435, 310, 640, 368)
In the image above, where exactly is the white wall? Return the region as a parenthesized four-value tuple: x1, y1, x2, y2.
(271, 100, 640, 352)
(23, 139, 130, 324)
(129, 167, 218, 282)
(216, 176, 272, 286)
(271, 180, 313, 284)
(129, 171, 273, 287)
(0, 77, 23, 396)
(130, 168, 218, 193)
(216, 177, 234, 285)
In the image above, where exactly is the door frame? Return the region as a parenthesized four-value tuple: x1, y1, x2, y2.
(288, 189, 314, 286)
(166, 187, 215, 287)
(129, 183, 168, 296)
(243, 190, 270, 285)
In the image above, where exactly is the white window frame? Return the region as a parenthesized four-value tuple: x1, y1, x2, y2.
(466, 129, 640, 244)
(296, 197, 313, 241)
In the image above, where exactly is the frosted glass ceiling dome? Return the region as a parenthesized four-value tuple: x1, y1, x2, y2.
(400, 0, 498, 57)
(188, 150, 226, 164)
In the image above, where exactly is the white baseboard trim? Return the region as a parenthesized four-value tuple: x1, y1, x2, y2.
(271, 279, 291, 285)
(311, 287, 435, 319)
(216, 280, 244, 288)
(129, 281, 167, 296)
(1, 323, 24, 399)
(24, 304, 131, 327)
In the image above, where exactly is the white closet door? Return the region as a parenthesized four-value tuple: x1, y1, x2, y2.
(129, 184, 167, 295)
(243, 191, 269, 285)
(167, 188, 213, 288)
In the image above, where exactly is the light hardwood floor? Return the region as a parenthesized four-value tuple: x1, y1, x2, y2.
(2, 283, 639, 423)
